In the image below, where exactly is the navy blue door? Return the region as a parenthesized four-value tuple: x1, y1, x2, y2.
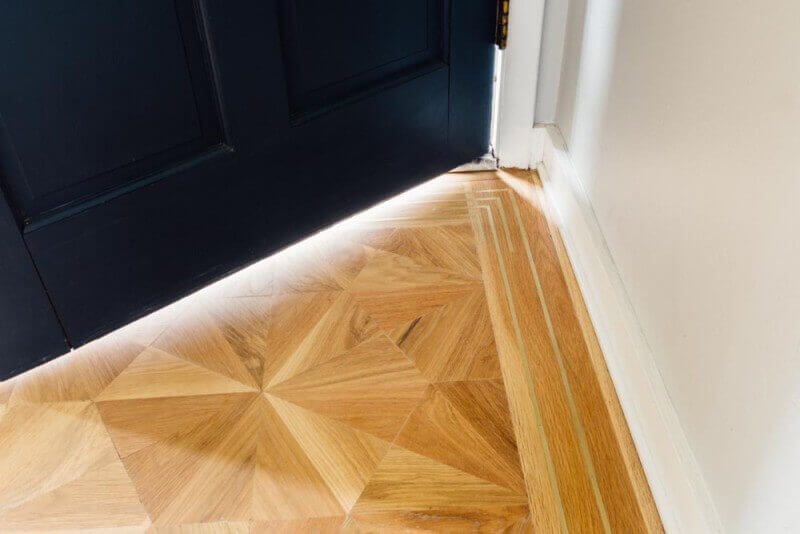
(0, 0, 496, 377)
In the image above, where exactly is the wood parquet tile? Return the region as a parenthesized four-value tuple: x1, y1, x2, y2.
(266, 293, 382, 388)
(393, 385, 525, 493)
(149, 523, 251, 534)
(7, 338, 145, 405)
(351, 446, 528, 516)
(266, 395, 390, 512)
(95, 347, 257, 401)
(269, 335, 429, 442)
(0, 402, 149, 531)
(0, 170, 662, 532)
(389, 287, 501, 382)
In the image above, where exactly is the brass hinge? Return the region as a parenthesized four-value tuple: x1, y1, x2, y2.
(495, 0, 509, 49)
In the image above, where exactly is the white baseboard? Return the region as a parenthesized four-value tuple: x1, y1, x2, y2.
(532, 124, 722, 533)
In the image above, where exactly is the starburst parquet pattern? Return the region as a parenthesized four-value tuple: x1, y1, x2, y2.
(0, 170, 662, 533)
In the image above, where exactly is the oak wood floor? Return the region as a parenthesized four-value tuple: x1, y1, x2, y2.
(0, 170, 662, 533)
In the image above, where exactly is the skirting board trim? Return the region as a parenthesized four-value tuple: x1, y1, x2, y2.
(531, 124, 722, 533)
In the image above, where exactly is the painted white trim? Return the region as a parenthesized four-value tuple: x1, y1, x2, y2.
(494, 0, 545, 169)
(533, 124, 723, 534)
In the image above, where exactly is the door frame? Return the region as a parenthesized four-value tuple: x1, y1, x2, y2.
(493, 0, 545, 168)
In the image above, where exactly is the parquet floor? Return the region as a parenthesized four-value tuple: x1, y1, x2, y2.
(0, 170, 662, 533)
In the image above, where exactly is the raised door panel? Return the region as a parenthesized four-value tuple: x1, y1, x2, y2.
(10, 0, 495, 373)
(0, 0, 221, 222)
(279, 0, 445, 118)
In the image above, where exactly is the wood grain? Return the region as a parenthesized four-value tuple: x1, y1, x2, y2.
(389, 287, 502, 382)
(467, 170, 663, 532)
(96, 347, 256, 401)
(0, 402, 148, 530)
(266, 395, 390, 512)
(521, 168, 664, 533)
(0, 170, 660, 532)
(470, 182, 609, 532)
(352, 446, 528, 513)
(269, 335, 429, 441)
(394, 385, 525, 493)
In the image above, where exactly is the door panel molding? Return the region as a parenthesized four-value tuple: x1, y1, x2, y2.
(0, 0, 223, 223)
(3, 0, 496, 377)
(278, 0, 446, 120)
(0, 189, 67, 378)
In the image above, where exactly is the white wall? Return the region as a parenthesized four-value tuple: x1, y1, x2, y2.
(536, 0, 569, 123)
(554, 1, 800, 532)
(534, 0, 569, 123)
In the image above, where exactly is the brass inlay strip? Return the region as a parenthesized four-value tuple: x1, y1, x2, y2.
(482, 197, 514, 252)
(477, 203, 569, 533)
(508, 192, 613, 534)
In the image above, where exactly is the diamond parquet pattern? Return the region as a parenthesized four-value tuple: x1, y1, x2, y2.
(0, 171, 661, 533)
